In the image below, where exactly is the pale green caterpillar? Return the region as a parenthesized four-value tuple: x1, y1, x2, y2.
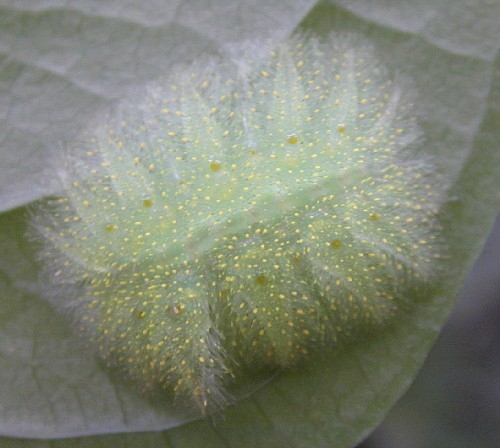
(32, 34, 446, 413)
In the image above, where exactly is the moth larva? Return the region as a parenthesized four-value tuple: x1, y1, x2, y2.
(32, 34, 445, 413)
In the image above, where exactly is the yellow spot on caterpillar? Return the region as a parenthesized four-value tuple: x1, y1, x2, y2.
(256, 274, 268, 285)
(209, 160, 222, 172)
(330, 239, 342, 249)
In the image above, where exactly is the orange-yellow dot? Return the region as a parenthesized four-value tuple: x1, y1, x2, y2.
(337, 123, 346, 133)
(369, 213, 380, 221)
(287, 134, 299, 145)
(143, 199, 153, 208)
(105, 224, 116, 233)
(256, 274, 267, 285)
(192, 387, 201, 397)
(209, 160, 222, 172)
(330, 239, 342, 249)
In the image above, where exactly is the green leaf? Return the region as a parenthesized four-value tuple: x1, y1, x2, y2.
(363, 49, 500, 448)
(0, 0, 499, 447)
(0, 0, 315, 212)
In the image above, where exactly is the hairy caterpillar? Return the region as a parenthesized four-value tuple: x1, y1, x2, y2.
(32, 34, 445, 413)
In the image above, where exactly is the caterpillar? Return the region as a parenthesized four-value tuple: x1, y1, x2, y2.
(32, 33, 445, 413)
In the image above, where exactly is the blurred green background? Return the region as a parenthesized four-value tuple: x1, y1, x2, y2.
(359, 216, 499, 448)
